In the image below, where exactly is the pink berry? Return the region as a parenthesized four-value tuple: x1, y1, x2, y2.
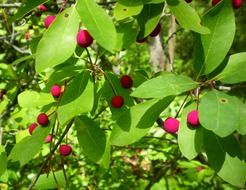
(187, 110, 200, 127)
(163, 117, 180, 134)
(28, 123, 38, 135)
(76, 29, 93, 48)
(59, 144, 72, 156)
(37, 113, 49, 126)
(196, 166, 204, 172)
(44, 15, 55, 28)
(232, 0, 243, 9)
(45, 134, 53, 143)
(111, 96, 124, 108)
(149, 23, 161, 37)
(38, 4, 47, 12)
(50, 84, 62, 98)
(120, 75, 133, 89)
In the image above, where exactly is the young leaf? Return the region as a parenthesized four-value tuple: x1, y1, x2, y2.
(110, 96, 174, 146)
(76, 0, 117, 52)
(114, 0, 143, 21)
(136, 3, 164, 38)
(166, 0, 209, 34)
(193, 1, 235, 75)
(178, 103, 203, 160)
(57, 71, 94, 126)
(204, 130, 246, 187)
(11, 0, 48, 21)
(36, 7, 80, 73)
(76, 116, 107, 163)
(33, 170, 66, 189)
(199, 90, 240, 137)
(216, 52, 246, 84)
(8, 124, 51, 166)
(0, 145, 7, 177)
(131, 72, 197, 98)
(18, 90, 54, 108)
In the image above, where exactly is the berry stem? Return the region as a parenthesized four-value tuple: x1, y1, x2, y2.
(175, 93, 190, 118)
(61, 155, 69, 187)
(102, 71, 118, 96)
(28, 118, 74, 190)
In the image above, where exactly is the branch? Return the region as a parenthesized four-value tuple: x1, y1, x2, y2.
(0, 3, 21, 8)
(28, 118, 75, 190)
(3, 40, 30, 54)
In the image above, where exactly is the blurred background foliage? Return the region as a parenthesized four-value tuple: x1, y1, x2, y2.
(0, 0, 245, 189)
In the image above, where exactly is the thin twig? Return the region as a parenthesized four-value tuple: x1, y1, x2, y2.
(0, 3, 21, 8)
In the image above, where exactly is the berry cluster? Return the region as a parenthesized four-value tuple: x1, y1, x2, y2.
(163, 110, 200, 134)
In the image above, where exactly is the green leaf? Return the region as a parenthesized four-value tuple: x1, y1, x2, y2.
(143, 0, 165, 4)
(57, 71, 94, 126)
(115, 21, 139, 51)
(114, 0, 143, 21)
(33, 170, 66, 189)
(204, 130, 246, 187)
(0, 63, 17, 80)
(110, 96, 174, 146)
(178, 103, 203, 160)
(216, 52, 246, 84)
(8, 124, 51, 166)
(193, 1, 235, 75)
(11, 0, 49, 21)
(0, 145, 7, 177)
(237, 100, 246, 135)
(76, 116, 107, 163)
(36, 7, 80, 73)
(166, 0, 209, 34)
(200, 90, 240, 137)
(18, 90, 54, 108)
(76, 0, 117, 52)
(131, 72, 197, 98)
(136, 3, 164, 38)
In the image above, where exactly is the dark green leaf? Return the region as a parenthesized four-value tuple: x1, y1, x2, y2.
(200, 90, 240, 137)
(204, 130, 246, 187)
(110, 96, 174, 146)
(76, 0, 117, 52)
(216, 52, 246, 84)
(193, 1, 235, 75)
(0, 146, 7, 177)
(166, 0, 209, 34)
(57, 71, 94, 126)
(131, 72, 197, 98)
(36, 7, 80, 73)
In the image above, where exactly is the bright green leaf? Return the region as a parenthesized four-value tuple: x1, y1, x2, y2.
(8, 124, 51, 166)
(131, 72, 197, 98)
(33, 170, 66, 189)
(204, 130, 246, 187)
(216, 52, 246, 84)
(166, 0, 209, 34)
(200, 90, 240, 137)
(36, 7, 80, 73)
(237, 100, 246, 135)
(76, 116, 107, 163)
(76, 0, 117, 52)
(110, 96, 174, 146)
(0, 145, 7, 177)
(57, 71, 94, 126)
(178, 103, 203, 160)
(18, 90, 54, 108)
(194, 1, 235, 75)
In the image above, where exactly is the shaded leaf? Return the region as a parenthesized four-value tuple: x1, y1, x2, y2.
(0, 146, 7, 177)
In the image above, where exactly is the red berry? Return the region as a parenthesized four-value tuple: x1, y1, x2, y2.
(25, 31, 30, 41)
(76, 29, 93, 48)
(185, 0, 192, 3)
(111, 96, 124, 108)
(45, 134, 53, 143)
(50, 84, 62, 98)
(196, 166, 204, 172)
(0, 89, 6, 100)
(232, 0, 243, 9)
(59, 144, 72, 156)
(37, 113, 49, 126)
(44, 15, 55, 28)
(136, 37, 147, 43)
(28, 123, 38, 135)
(163, 117, 180, 134)
(212, 0, 221, 6)
(187, 110, 200, 127)
(38, 4, 47, 12)
(120, 75, 133, 89)
(149, 23, 161, 37)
